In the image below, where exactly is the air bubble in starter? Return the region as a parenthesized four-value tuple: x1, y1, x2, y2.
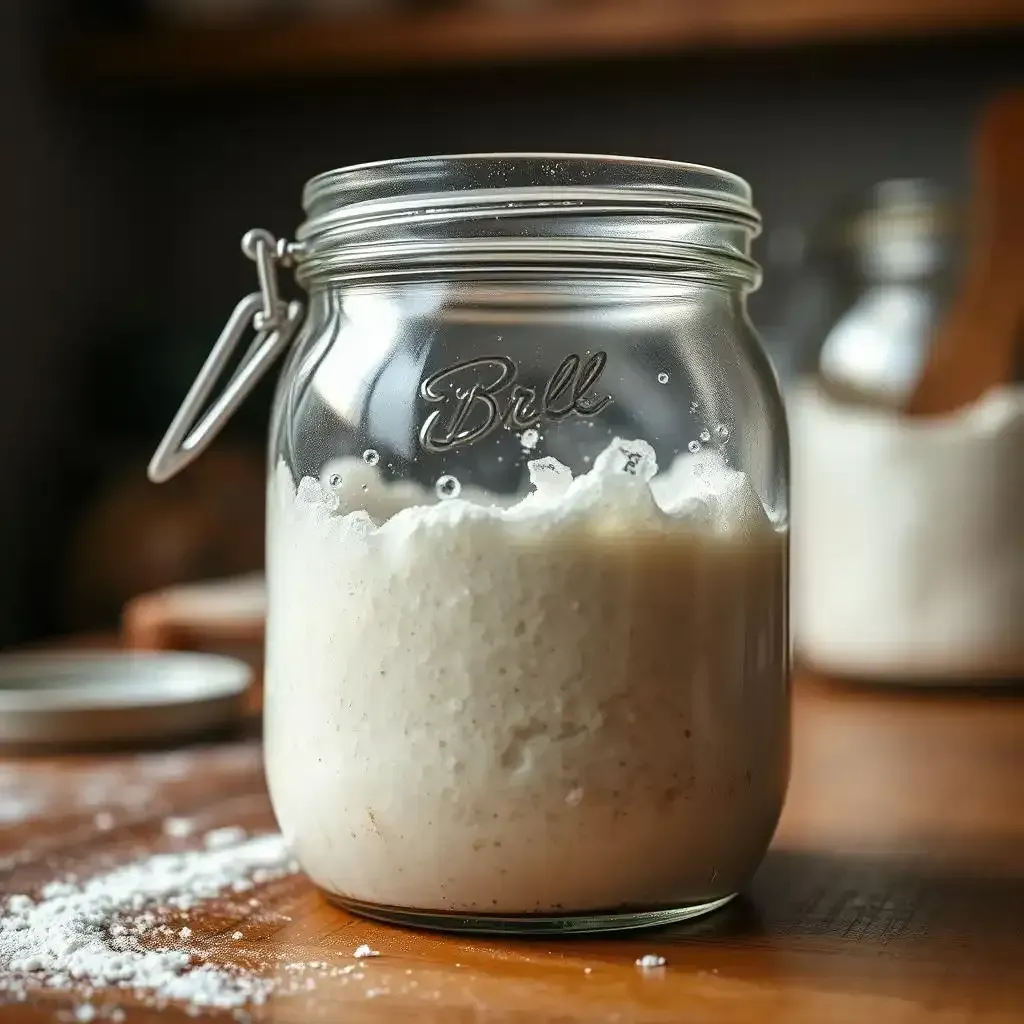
(688, 440, 701, 453)
(715, 424, 730, 440)
(328, 474, 342, 487)
(520, 429, 539, 450)
(436, 475, 461, 499)
(657, 372, 669, 384)
(362, 449, 380, 466)
(699, 429, 711, 443)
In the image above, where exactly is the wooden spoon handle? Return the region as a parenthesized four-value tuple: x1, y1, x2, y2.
(907, 91, 1024, 417)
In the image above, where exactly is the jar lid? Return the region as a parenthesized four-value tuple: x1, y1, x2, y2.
(292, 153, 762, 287)
(0, 651, 251, 748)
(302, 152, 756, 221)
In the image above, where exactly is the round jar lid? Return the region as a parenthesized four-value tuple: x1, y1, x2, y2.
(0, 651, 251, 748)
(293, 153, 763, 288)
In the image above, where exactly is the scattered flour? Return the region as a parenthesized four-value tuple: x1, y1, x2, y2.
(635, 954, 667, 970)
(0, 792, 42, 824)
(0, 828, 298, 1011)
(163, 817, 195, 838)
(353, 944, 380, 959)
(204, 826, 247, 850)
(0, 744, 261, 833)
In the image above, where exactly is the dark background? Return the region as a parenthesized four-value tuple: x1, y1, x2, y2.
(0, 0, 1021, 647)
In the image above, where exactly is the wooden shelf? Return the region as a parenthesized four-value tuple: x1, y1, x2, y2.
(72, 0, 1024, 81)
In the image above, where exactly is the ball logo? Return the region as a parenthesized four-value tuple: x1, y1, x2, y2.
(419, 352, 612, 453)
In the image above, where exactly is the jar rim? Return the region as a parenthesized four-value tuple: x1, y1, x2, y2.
(303, 152, 754, 213)
(295, 153, 761, 286)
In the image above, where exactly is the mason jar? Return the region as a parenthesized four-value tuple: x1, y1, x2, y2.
(150, 154, 790, 934)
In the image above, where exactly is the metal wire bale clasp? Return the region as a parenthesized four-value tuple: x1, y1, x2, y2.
(148, 229, 304, 484)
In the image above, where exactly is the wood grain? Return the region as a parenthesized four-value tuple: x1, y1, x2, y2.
(2, 673, 1024, 1021)
(70, 0, 1024, 82)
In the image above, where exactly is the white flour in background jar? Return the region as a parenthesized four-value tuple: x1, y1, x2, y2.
(791, 383, 1024, 680)
(265, 439, 789, 915)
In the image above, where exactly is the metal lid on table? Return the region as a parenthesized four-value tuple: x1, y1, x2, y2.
(0, 651, 251, 748)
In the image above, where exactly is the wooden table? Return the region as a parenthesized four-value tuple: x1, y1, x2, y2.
(2, 674, 1023, 1022)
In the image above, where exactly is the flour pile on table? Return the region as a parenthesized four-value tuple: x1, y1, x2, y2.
(0, 827, 298, 1011)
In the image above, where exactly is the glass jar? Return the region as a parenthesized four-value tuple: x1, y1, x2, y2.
(786, 180, 1024, 682)
(790, 179, 960, 407)
(150, 154, 790, 935)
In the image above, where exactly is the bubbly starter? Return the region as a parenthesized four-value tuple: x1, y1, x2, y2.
(264, 440, 788, 915)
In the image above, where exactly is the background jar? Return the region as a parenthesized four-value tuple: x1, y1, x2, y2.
(785, 178, 1024, 683)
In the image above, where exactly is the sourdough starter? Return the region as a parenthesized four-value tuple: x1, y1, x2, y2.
(265, 440, 788, 915)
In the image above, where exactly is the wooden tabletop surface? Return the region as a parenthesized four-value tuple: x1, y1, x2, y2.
(2, 672, 1023, 1022)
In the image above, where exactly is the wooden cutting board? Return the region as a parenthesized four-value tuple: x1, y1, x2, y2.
(122, 574, 266, 712)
